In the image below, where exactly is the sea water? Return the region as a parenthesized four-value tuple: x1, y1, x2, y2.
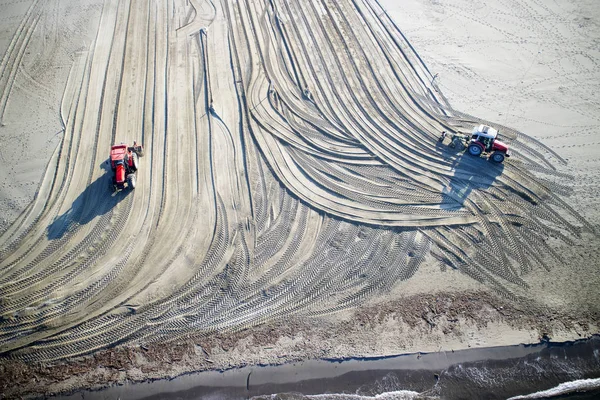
(250, 379, 600, 400)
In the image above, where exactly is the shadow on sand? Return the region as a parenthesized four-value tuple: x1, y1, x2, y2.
(47, 160, 130, 240)
(436, 140, 504, 209)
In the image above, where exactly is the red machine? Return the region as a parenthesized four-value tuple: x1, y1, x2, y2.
(467, 125, 510, 163)
(440, 125, 511, 163)
(110, 142, 143, 191)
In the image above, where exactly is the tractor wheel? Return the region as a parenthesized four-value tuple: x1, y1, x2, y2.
(491, 152, 505, 163)
(127, 174, 136, 189)
(131, 153, 138, 172)
(468, 144, 482, 156)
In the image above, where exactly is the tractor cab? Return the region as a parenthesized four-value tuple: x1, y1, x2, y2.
(471, 125, 498, 151)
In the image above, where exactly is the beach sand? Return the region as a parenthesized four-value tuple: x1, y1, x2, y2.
(0, 0, 599, 397)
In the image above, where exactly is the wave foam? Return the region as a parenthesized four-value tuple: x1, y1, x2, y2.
(307, 391, 433, 400)
(508, 378, 600, 399)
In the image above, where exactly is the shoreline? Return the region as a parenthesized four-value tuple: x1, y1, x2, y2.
(54, 335, 600, 400)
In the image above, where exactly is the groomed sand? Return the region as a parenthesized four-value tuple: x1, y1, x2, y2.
(0, 0, 599, 397)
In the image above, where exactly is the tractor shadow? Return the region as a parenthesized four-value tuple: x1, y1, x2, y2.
(47, 162, 130, 240)
(437, 141, 504, 209)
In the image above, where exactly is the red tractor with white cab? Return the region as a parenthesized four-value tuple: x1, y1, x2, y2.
(110, 141, 143, 191)
(467, 125, 510, 163)
(440, 125, 510, 163)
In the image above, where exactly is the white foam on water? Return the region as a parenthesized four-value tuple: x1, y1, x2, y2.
(507, 378, 600, 399)
(306, 390, 429, 400)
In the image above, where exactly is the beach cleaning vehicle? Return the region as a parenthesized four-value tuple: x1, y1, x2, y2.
(110, 141, 143, 191)
(439, 125, 510, 163)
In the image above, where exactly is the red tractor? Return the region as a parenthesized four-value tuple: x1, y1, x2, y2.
(110, 141, 143, 191)
(440, 125, 511, 163)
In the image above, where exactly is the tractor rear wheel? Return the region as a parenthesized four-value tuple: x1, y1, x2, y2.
(127, 174, 136, 189)
(131, 153, 138, 172)
(491, 152, 505, 163)
(468, 144, 482, 156)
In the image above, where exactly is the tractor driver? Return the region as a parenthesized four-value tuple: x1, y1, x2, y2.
(480, 136, 492, 151)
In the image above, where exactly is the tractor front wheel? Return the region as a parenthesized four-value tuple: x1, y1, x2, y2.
(491, 152, 505, 163)
(468, 144, 482, 156)
(127, 174, 136, 189)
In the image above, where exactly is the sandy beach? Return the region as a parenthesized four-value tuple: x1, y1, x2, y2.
(0, 0, 599, 398)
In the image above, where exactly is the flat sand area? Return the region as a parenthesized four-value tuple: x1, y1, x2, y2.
(0, 0, 599, 397)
